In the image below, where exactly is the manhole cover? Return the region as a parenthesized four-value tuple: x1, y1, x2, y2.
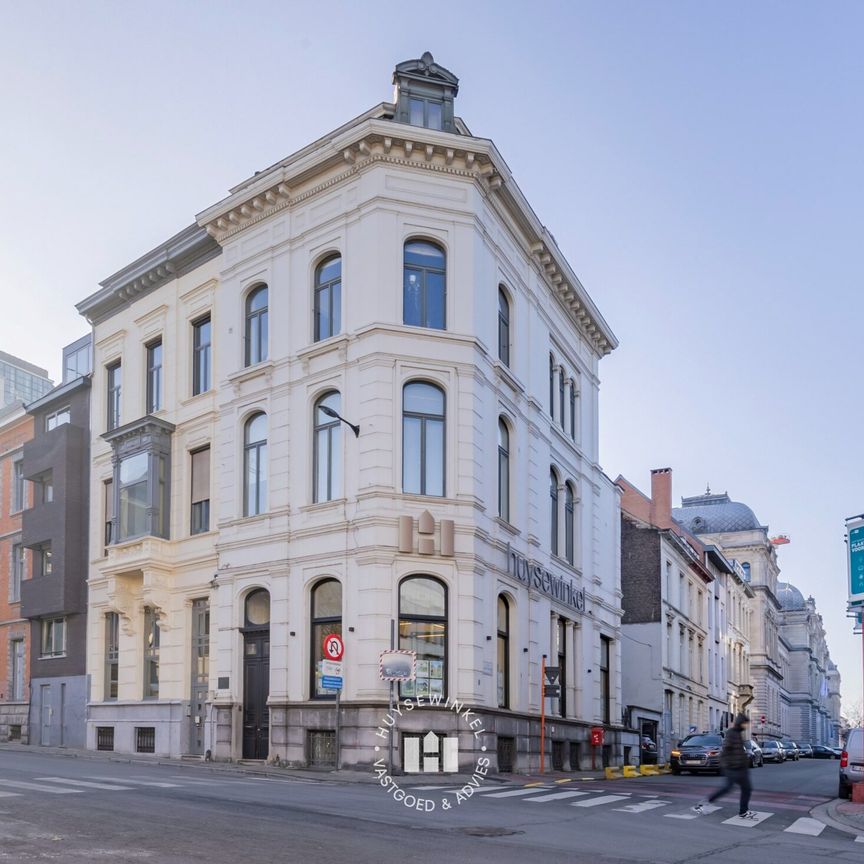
(457, 827, 524, 837)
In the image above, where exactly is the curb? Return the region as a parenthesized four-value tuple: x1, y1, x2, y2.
(810, 800, 864, 836)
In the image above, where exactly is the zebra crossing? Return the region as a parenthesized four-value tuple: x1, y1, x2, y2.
(0, 773, 249, 799)
(408, 782, 863, 842)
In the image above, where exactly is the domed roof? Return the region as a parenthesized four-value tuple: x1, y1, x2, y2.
(777, 582, 806, 610)
(672, 492, 765, 535)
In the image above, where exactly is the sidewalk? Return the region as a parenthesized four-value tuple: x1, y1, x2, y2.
(2, 742, 606, 786)
(811, 798, 864, 835)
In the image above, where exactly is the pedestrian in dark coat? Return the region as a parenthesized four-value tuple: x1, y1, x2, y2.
(693, 714, 755, 818)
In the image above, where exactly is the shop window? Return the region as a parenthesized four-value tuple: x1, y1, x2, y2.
(310, 579, 342, 698)
(399, 576, 447, 699)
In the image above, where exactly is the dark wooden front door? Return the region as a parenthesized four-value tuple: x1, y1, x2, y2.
(242, 631, 270, 759)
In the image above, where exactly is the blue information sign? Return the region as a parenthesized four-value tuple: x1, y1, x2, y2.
(848, 521, 864, 604)
(321, 675, 343, 691)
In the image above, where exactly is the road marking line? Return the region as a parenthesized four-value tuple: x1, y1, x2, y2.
(783, 818, 824, 836)
(854, 835, 864, 843)
(524, 782, 545, 787)
(0, 779, 81, 794)
(526, 791, 590, 802)
(665, 804, 721, 820)
(36, 777, 131, 791)
(484, 787, 557, 798)
(0, 791, 20, 798)
(572, 794, 630, 807)
(722, 811, 772, 827)
(613, 800, 670, 813)
(87, 776, 180, 788)
(554, 778, 573, 784)
(410, 785, 460, 790)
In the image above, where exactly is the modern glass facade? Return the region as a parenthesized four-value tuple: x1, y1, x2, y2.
(0, 351, 53, 408)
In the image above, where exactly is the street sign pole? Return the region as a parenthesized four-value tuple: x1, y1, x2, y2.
(540, 654, 546, 774)
(335, 687, 341, 770)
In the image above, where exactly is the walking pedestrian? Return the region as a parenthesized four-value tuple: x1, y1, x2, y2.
(693, 714, 755, 818)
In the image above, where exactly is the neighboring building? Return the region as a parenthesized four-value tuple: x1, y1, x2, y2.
(21, 336, 92, 747)
(776, 582, 842, 746)
(826, 661, 842, 744)
(617, 469, 715, 762)
(674, 491, 786, 741)
(77, 53, 627, 770)
(723, 557, 754, 725)
(0, 351, 53, 409)
(0, 403, 34, 741)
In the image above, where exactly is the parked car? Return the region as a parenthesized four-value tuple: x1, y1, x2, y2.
(670, 733, 724, 775)
(781, 740, 800, 761)
(799, 744, 813, 758)
(811, 745, 838, 759)
(640, 736, 658, 765)
(744, 739, 764, 767)
(761, 740, 786, 763)
(839, 728, 863, 800)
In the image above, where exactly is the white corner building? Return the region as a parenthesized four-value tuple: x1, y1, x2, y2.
(76, 54, 624, 771)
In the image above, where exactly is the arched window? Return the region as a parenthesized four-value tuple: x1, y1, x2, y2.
(310, 579, 342, 698)
(244, 589, 271, 628)
(550, 469, 559, 554)
(498, 287, 510, 366)
(559, 367, 566, 430)
(245, 285, 269, 366)
(497, 595, 510, 708)
(243, 413, 267, 516)
(565, 482, 575, 565)
(403, 240, 445, 330)
(549, 354, 555, 419)
(399, 576, 447, 698)
(313, 391, 342, 503)
(403, 382, 445, 496)
(314, 256, 342, 342)
(498, 418, 510, 522)
(569, 380, 577, 440)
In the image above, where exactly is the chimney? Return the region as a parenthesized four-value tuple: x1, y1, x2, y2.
(650, 468, 673, 529)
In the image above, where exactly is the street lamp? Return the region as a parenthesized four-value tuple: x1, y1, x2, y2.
(319, 404, 360, 437)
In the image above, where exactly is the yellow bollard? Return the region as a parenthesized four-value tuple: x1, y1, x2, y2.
(639, 765, 659, 776)
(604, 767, 622, 780)
(622, 765, 640, 778)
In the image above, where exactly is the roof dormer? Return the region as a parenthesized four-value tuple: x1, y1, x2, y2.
(392, 52, 459, 133)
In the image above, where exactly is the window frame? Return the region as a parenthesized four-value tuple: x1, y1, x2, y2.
(192, 315, 212, 396)
(569, 381, 577, 440)
(146, 338, 163, 414)
(408, 96, 444, 130)
(600, 635, 612, 725)
(190, 445, 211, 535)
(106, 361, 122, 431)
(557, 617, 567, 717)
(402, 381, 446, 497)
(564, 483, 575, 565)
(398, 575, 448, 700)
(497, 287, 510, 367)
(497, 418, 510, 523)
(10, 638, 25, 700)
(497, 595, 510, 709)
(309, 578, 343, 700)
(243, 412, 268, 517)
(549, 354, 555, 419)
(558, 367, 566, 430)
(12, 457, 25, 512)
(40, 617, 66, 658)
(45, 406, 71, 432)
(143, 606, 160, 700)
(244, 285, 269, 367)
(550, 469, 560, 555)
(10, 543, 24, 602)
(105, 612, 119, 700)
(313, 255, 342, 342)
(313, 392, 342, 504)
(403, 240, 446, 330)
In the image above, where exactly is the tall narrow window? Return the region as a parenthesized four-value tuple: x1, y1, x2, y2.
(310, 579, 342, 698)
(559, 367, 566, 430)
(497, 595, 510, 708)
(10, 543, 23, 602)
(497, 418, 510, 522)
(243, 413, 267, 516)
(569, 382, 577, 440)
(190, 446, 211, 534)
(564, 483, 575, 565)
(105, 612, 119, 700)
(106, 362, 122, 431)
(41, 617, 66, 657)
(557, 618, 567, 717)
(313, 392, 342, 503)
(399, 576, 447, 699)
(104, 479, 114, 549)
(12, 458, 24, 511)
(144, 607, 160, 699)
(402, 382, 445, 496)
(314, 256, 342, 342)
(497, 287, 510, 366)
(146, 339, 163, 413)
(11, 639, 24, 701)
(549, 355, 555, 419)
(403, 241, 445, 330)
(245, 285, 269, 366)
(550, 469, 559, 555)
(192, 315, 212, 395)
(38, 543, 52, 577)
(600, 636, 611, 724)
(118, 453, 149, 540)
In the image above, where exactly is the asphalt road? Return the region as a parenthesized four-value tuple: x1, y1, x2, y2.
(0, 751, 858, 864)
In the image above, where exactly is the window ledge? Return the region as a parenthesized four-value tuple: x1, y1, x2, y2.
(494, 517, 519, 536)
(296, 334, 350, 362)
(179, 390, 214, 408)
(227, 360, 275, 385)
(299, 498, 348, 514)
(492, 360, 525, 393)
(39, 654, 66, 660)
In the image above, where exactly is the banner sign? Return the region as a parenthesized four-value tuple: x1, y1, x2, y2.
(847, 518, 864, 605)
(506, 544, 585, 613)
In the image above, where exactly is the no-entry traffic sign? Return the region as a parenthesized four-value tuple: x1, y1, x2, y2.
(323, 633, 344, 661)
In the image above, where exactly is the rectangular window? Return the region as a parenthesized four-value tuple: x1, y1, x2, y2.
(34, 471, 53, 504)
(63, 342, 91, 383)
(106, 362, 122, 431)
(143, 607, 160, 699)
(190, 446, 211, 535)
(104, 479, 114, 549)
(10, 543, 24, 602)
(105, 612, 119, 700)
(146, 340, 163, 413)
(41, 617, 66, 657)
(600, 636, 611, 725)
(118, 453, 149, 540)
(45, 407, 71, 431)
(557, 618, 567, 718)
(38, 543, 52, 577)
(12, 458, 25, 511)
(11, 639, 25, 701)
(192, 316, 211, 395)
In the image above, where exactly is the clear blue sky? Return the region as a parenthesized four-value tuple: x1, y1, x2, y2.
(2, 1, 861, 713)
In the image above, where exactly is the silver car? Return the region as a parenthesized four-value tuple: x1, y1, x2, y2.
(839, 728, 863, 799)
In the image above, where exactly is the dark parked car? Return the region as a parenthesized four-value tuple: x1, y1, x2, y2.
(670, 733, 724, 775)
(744, 739, 764, 767)
(811, 745, 838, 759)
(761, 740, 786, 763)
(640, 736, 658, 765)
(781, 740, 800, 761)
(799, 744, 813, 758)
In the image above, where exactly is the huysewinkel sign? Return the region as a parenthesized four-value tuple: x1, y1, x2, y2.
(847, 518, 864, 605)
(506, 544, 585, 612)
